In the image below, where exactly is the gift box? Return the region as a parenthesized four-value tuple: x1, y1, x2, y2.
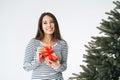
(39, 46, 58, 64)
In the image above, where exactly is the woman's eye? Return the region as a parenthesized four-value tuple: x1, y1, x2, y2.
(43, 21, 54, 24)
(50, 21, 54, 23)
(44, 22, 47, 24)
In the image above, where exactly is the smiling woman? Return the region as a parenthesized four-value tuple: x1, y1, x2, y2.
(23, 12, 68, 80)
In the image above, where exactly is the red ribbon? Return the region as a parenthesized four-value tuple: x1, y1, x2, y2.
(39, 46, 58, 64)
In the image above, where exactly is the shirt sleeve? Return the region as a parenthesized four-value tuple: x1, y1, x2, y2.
(55, 40, 68, 72)
(23, 39, 40, 71)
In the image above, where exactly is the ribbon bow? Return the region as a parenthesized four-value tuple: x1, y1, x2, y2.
(39, 46, 58, 64)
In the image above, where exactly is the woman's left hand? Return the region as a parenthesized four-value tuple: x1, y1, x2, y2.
(45, 57, 60, 69)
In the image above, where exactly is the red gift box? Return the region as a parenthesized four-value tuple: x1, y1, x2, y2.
(39, 46, 58, 64)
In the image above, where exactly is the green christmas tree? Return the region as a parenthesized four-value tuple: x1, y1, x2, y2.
(69, 1, 120, 80)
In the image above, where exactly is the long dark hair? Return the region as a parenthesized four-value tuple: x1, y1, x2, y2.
(35, 12, 62, 40)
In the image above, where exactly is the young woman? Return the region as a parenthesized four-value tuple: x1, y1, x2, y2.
(23, 12, 68, 80)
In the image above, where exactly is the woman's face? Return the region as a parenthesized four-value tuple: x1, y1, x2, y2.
(42, 15, 55, 35)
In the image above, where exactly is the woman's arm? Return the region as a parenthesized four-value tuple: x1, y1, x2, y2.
(54, 40, 68, 72)
(23, 39, 40, 71)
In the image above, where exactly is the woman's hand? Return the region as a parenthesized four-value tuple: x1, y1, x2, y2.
(45, 58, 60, 69)
(45, 53, 60, 69)
(36, 47, 43, 60)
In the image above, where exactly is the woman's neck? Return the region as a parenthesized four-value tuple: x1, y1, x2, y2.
(41, 34, 57, 46)
(42, 34, 53, 43)
(44, 34, 52, 41)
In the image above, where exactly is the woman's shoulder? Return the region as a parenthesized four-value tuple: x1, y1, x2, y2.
(28, 38, 39, 44)
(58, 39, 68, 45)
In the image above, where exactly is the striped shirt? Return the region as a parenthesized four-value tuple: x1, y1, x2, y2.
(23, 38, 68, 80)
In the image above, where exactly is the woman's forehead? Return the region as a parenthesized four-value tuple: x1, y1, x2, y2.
(43, 15, 53, 21)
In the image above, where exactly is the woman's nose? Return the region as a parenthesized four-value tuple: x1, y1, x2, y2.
(47, 23, 51, 27)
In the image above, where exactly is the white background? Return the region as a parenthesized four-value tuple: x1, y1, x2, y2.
(0, 0, 115, 80)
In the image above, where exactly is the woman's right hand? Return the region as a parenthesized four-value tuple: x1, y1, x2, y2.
(36, 47, 43, 60)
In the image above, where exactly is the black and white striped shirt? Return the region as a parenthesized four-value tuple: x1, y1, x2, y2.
(23, 38, 68, 80)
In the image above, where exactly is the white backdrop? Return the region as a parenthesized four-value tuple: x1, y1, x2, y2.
(0, 0, 115, 80)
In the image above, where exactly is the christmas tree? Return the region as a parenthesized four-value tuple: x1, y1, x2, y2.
(69, 1, 120, 80)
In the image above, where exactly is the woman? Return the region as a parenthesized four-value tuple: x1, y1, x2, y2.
(23, 12, 68, 80)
